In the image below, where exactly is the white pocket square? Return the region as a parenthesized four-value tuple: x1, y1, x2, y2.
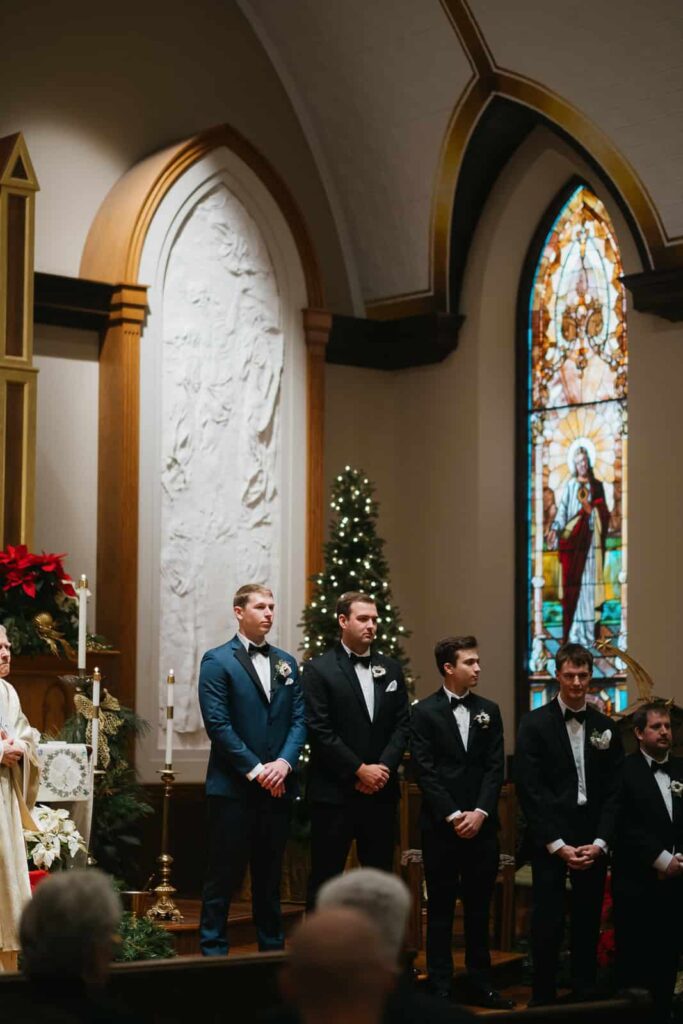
(385, 680, 398, 692)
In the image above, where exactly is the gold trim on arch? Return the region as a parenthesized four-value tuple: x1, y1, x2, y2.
(80, 123, 324, 308)
(368, 0, 683, 318)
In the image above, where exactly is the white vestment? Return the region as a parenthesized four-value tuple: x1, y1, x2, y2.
(0, 678, 40, 955)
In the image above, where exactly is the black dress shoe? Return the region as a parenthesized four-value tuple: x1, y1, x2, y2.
(527, 996, 557, 1008)
(467, 988, 516, 1010)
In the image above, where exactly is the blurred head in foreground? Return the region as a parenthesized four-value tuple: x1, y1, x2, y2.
(281, 906, 396, 1024)
(20, 869, 121, 987)
(316, 867, 410, 964)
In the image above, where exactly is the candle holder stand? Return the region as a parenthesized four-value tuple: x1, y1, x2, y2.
(86, 767, 106, 866)
(146, 766, 183, 922)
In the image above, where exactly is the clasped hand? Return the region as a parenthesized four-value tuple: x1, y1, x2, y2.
(0, 729, 23, 767)
(257, 758, 290, 797)
(355, 763, 390, 794)
(453, 809, 486, 839)
(557, 843, 603, 870)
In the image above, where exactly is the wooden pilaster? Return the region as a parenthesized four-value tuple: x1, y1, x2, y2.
(96, 284, 147, 709)
(303, 308, 332, 595)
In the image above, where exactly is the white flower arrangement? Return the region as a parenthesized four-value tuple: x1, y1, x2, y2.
(275, 659, 292, 680)
(671, 780, 683, 798)
(371, 664, 386, 679)
(473, 711, 490, 729)
(24, 805, 86, 870)
(590, 728, 612, 750)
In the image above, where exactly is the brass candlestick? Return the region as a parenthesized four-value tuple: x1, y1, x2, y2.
(146, 766, 183, 922)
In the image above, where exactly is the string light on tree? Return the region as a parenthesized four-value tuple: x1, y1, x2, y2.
(300, 466, 414, 692)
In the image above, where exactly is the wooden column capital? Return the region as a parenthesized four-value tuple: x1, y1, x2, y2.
(108, 283, 148, 327)
(303, 308, 333, 352)
(303, 308, 332, 593)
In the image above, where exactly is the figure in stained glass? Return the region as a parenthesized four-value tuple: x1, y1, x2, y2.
(525, 186, 628, 711)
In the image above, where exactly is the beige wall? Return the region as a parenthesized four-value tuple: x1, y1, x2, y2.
(33, 325, 100, 619)
(326, 126, 677, 751)
(0, 0, 352, 313)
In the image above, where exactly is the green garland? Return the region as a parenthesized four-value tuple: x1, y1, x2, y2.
(115, 912, 175, 962)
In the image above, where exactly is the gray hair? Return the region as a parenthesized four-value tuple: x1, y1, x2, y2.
(20, 869, 121, 980)
(316, 868, 410, 962)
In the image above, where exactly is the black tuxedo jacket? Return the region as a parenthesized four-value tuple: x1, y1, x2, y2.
(302, 644, 410, 804)
(515, 698, 623, 849)
(410, 687, 504, 831)
(613, 751, 683, 882)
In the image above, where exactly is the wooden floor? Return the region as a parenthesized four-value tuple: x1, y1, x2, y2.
(157, 899, 529, 1012)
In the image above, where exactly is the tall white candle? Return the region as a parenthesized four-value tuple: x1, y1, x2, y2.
(91, 667, 101, 770)
(165, 670, 175, 767)
(77, 575, 88, 670)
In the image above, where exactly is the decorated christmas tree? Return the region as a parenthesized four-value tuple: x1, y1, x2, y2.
(300, 466, 414, 689)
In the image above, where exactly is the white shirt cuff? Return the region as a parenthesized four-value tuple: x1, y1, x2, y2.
(247, 762, 264, 781)
(653, 849, 674, 872)
(593, 838, 608, 853)
(475, 808, 488, 818)
(547, 839, 565, 854)
(446, 810, 462, 822)
(279, 759, 292, 773)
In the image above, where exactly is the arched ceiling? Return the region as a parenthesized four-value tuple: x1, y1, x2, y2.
(238, 0, 683, 314)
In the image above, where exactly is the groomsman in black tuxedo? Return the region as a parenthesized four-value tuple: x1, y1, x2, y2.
(516, 642, 623, 1006)
(303, 591, 410, 907)
(410, 635, 512, 1009)
(613, 702, 683, 1022)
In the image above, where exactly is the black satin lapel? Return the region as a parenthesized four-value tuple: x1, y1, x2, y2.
(551, 700, 577, 773)
(336, 647, 372, 722)
(640, 753, 678, 828)
(438, 692, 467, 758)
(268, 648, 282, 696)
(371, 658, 385, 722)
(234, 644, 269, 706)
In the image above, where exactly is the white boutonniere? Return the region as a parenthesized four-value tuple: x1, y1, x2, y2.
(670, 780, 683, 798)
(590, 728, 612, 750)
(276, 659, 292, 681)
(371, 664, 386, 679)
(473, 711, 490, 729)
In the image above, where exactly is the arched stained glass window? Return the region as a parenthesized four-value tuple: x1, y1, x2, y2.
(525, 185, 628, 711)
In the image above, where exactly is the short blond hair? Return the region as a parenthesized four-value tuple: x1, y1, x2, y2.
(233, 583, 273, 609)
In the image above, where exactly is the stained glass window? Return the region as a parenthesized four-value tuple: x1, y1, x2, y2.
(525, 185, 628, 712)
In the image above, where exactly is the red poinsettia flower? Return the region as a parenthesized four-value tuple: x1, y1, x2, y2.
(0, 546, 75, 597)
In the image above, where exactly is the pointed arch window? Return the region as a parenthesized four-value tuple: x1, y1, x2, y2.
(525, 185, 628, 711)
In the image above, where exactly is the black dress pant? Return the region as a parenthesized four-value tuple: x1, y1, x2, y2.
(307, 795, 397, 908)
(530, 846, 607, 1002)
(614, 872, 682, 1022)
(200, 793, 290, 956)
(422, 821, 499, 995)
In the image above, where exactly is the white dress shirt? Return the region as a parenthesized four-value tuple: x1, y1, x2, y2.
(641, 750, 675, 871)
(238, 633, 290, 782)
(342, 642, 374, 720)
(547, 697, 606, 855)
(443, 687, 487, 824)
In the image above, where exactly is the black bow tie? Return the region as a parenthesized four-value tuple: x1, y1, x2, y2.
(564, 708, 586, 724)
(349, 652, 372, 669)
(651, 760, 671, 776)
(450, 692, 474, 710)
(248, 642, 270, 657)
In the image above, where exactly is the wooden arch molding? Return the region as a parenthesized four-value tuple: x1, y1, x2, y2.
(369, 0, 682, 320)
(81, 124, 329, 709)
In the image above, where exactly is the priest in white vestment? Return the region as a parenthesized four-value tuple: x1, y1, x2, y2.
(0, 624, 40, 971)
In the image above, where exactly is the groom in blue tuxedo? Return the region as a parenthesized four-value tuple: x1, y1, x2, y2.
(198, 583, 306, 956)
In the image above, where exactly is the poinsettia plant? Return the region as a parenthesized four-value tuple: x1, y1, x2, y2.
(0, 545, 79, 656)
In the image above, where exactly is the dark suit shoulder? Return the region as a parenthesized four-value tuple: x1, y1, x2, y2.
(200, 640, 235, 664)
(302, 647, 339, 675)
(586, 705, 616, 731)
(473, 693, 501, 714)
(412, 689, 446, 714)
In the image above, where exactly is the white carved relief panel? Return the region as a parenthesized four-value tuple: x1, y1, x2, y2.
(158, 183, 283, 740)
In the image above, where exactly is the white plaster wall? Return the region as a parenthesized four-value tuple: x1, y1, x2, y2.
(33, 325, 99, 620)
(0, 0, 352, 313)
(325, 126, 658, 751)
(137, 147, 307, 783)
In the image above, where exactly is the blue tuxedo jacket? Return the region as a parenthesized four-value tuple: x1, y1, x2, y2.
(198, 634, 306, 799)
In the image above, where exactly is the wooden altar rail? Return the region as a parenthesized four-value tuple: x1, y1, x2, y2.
(0, 957, 652, 1024)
